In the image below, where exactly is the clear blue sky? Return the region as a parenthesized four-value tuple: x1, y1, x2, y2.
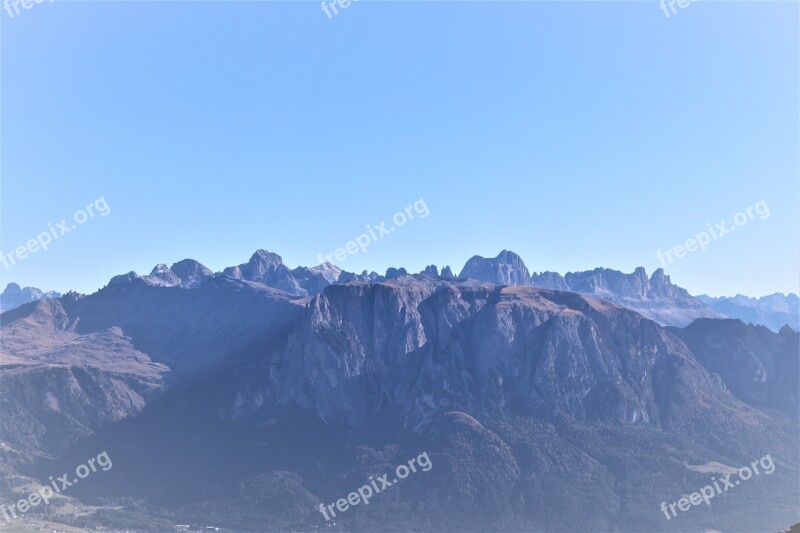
(1, 1, 798, 297)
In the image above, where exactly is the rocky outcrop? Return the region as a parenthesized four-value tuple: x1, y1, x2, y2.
(460, 250, 531, 286)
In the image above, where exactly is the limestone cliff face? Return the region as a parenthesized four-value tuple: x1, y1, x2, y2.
(460, 250, 531, 286)
(260, 278, 746, 432)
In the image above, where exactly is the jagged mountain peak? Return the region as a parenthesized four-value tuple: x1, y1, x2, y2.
(650, 267, 668, 281)
(170, 259, 214, 288)
(144, 264, 180, 287)
(496, 249, 525, 262)
(459, 250, 531, 286)
(221, 249, 292, 294)
(47, 248, 788, 332)
(250, 249, 284, 266)
(171, 258, 213, 275)
(421, 265, 439, 276)
(385, 267, 409, 279)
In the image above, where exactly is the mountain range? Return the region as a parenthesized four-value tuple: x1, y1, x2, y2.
(7, 250, 794, 332)
(0, 250, 798, 531)
(697, 293, 800, 333)
(461, 250, 723, 327)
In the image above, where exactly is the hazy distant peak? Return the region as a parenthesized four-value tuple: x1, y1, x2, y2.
(307, 262, 343, 283)
(171, 259, 214, 288)
(0, 282, 62, 312)
(696, 292, 799, 332)
(4, 282, 23, 293)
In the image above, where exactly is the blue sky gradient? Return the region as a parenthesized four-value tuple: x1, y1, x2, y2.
(2, 1, 798, 296)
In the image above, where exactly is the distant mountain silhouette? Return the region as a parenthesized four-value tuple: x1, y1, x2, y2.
(697, 293, 799, 332)
(0, 282, 60, 312)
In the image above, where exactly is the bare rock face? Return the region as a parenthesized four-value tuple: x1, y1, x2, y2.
(671, 318, 800, 416)
(421, 265, 439, 276)
(561, 267, 722, 326)
(460, 250, 531, 286)
(529, 271, 570, 291)
(263, 278, 749, 432)
(222, 249, 306, 294)
(170, 259, 214, 288)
